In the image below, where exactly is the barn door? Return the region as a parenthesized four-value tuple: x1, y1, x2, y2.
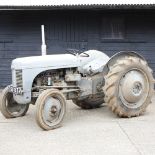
(46, 14, 88, 54)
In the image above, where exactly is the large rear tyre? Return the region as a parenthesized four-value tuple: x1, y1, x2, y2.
(0, 86, 29, 118)
(73, 94, 104, 109)
(35, 89, 66, 130)
(103, 56, 154, 117)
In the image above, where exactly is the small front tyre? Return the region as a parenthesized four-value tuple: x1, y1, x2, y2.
(0, 86, 29, 118)
(35, 89, 66, 130)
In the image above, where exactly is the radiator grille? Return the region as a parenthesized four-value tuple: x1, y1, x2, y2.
(16, 70, 23, 88)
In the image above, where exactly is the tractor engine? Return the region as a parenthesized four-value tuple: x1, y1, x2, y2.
(34, 69, 65, 87)
(33, 68, 81, 87)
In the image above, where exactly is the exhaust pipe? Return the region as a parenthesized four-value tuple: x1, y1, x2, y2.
(41, 25, 47, 55)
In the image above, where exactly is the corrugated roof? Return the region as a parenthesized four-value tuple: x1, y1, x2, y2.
(0, 0, 155, 6)
(0, 0, 155, 10)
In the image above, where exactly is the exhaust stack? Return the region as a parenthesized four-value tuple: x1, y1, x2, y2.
(41, 25, 47, 55)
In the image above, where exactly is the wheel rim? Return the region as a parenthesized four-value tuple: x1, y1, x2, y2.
(5, 92, 28, 116)
(42, 96, 63, 127)
(119, 69, 149, 109)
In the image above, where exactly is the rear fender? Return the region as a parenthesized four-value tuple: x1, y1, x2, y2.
(103, 51, 146, 76)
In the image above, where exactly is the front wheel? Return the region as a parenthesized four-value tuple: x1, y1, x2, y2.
(103, 56, 154, 117)
(0, 86, 29, 118)
(35, 89, 66, 130)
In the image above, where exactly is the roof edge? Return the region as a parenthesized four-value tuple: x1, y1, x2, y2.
(0, 4, 155, 10)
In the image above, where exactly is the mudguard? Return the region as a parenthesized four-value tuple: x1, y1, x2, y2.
(103, 51, 146, 76)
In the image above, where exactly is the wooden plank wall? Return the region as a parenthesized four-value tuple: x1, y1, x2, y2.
(0, 10, 155, 87)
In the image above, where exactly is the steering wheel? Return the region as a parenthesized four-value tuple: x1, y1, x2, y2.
(80, 52, 89, 57)
(66, 48, 89, 57)
(66, 49, 79, 56)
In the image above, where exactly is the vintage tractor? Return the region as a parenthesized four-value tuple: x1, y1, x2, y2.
(0, 49, 154, 130)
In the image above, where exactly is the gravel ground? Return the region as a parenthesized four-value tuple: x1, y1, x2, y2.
(0, 92, 155, 155)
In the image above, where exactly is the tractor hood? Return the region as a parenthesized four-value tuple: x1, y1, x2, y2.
(11, 50, 110, 71)
(11, 54, 79, 69)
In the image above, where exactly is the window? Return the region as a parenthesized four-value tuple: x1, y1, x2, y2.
(101, 17, 125, 40)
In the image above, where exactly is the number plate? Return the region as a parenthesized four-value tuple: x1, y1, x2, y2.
(8, 85, 23, 95)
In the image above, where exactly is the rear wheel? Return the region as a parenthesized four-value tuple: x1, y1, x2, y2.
(103, 56, 154, 117)
(73, 94, 104, 109)
(35, 89, 66, 130)
(0, 86, 29, 118)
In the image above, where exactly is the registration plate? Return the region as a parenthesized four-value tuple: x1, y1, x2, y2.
(8, 85, 23, 95)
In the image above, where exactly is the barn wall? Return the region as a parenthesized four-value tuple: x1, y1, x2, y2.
(0, 10, 155, 87)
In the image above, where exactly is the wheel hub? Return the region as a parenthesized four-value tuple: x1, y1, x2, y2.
(43, 97, 61, 124)
(50, 106, 58, 117)
(132, 82, 142, 95)
(119, 69, 149, 108)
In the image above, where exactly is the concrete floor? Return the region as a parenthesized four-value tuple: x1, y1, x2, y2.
(0, 94, 155, 155)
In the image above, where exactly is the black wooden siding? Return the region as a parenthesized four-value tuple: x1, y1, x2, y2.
(0, 10, 155, 87)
